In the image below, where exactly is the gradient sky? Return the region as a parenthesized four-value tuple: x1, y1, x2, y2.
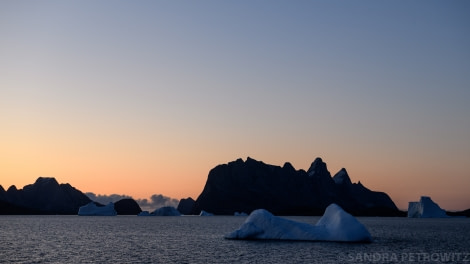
(1, 1, 469, 210)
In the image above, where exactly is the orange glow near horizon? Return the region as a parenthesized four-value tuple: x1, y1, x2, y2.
(2, 139, 469, 211)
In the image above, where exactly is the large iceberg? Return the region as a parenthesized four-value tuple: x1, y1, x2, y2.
(225, 204, 372, 242)
(408, 196, 449, 218)
(78, 202, 117, 216)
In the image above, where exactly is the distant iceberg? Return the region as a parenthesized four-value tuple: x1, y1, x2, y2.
(408, 196, 449, 218)
(225, 204, 372, 242)
(137, 206, 181, 216)
(152, 206, 181, 216)
(199, 210, 214, 216)
(137, 211, 152, 216)
(78, 202, 117, 216)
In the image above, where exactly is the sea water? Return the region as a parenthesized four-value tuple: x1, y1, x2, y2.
(0, 216, 469, 263)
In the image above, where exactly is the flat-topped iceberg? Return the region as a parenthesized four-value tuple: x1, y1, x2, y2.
(78, 202, 117, 216)
(408, 196, 449, 218)
(225, 203, 371, 242)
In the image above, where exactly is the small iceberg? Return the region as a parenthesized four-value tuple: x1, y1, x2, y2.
(137, 211, 152, 216)
(199, 210, 214, 216)
(137, 207, 181, 216)
(225, 204, 371, 242)
(408, 196, 449, 218)
(152, 206, 181, 216)
(78, 202, 117, 216)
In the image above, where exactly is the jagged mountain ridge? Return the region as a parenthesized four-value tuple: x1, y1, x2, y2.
(192, 157, 400, 216)
(0, 178, 143, 215)
(0, 177, 92, 214)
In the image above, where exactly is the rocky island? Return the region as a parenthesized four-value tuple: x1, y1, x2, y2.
(192, 157, 401, 216)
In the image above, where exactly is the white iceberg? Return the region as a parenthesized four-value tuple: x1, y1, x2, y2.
(408, 196, 449, 218)
(151, 206, 181, 216)
(199, 210, 214, 216)
(78, 202, 117, 216)
(225, 203, 372, 242)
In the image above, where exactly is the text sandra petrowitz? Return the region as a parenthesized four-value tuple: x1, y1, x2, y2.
(339, 252, 470, 262)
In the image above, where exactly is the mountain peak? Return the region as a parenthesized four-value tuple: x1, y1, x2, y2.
(307, 157, 330, 178)
(7, 185, 18, 192)
(282, 162, 295, 171)
(246, 156, 257, 163)
(34, 177, 59, 187)
(333, 168, 352, 185)
(312, 157, 323, 164)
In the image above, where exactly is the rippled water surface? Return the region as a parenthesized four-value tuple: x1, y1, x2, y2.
(1, 216, 469, 263)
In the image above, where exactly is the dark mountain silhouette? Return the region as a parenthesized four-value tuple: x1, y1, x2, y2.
(114, 198, 142, 215)
(0, 200, 42, 215)
(0, 177, 91, 214)
(177, 197, 195, 215)
(192, 157, 400, 216)
(0, 185, 6, 201)
(446, 209, 470, 218)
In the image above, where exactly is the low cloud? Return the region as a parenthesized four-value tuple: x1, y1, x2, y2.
(85, 192, 179, 211)
(85, 193, 131, 205)
(136, 194, 180, 211)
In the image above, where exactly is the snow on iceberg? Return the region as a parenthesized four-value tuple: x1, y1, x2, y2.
(225, 204, 371, 242)
(408, 196, 449, 218)
(78, 202, 117, 216)
(151, 206, 181, 216)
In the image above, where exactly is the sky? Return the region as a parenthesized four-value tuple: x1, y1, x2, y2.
(1, 1, 469, 211)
